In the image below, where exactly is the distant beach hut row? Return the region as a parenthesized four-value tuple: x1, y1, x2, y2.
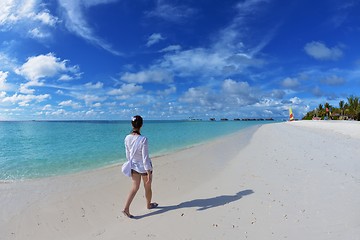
(189, 118, 274, 121)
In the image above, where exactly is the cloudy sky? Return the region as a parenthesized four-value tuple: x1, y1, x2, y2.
(1, 0, 360, 120)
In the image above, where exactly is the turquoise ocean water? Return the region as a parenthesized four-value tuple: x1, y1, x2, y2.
(0, 120, 270, 181)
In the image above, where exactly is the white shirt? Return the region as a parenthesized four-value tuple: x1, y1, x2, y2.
(124, 134, 153, 173)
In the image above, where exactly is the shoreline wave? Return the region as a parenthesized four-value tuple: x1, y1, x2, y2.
(0, 122, 270, 183)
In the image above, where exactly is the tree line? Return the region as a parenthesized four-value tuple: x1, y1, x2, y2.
(302, 95, 360, 121)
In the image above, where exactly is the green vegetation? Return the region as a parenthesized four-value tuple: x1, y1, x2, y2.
(303, 95, 360, 121)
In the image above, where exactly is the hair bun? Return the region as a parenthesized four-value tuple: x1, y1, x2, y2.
(131, 115, 143, 128)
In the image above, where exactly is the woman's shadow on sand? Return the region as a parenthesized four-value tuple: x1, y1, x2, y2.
(134, 189, 254, 219)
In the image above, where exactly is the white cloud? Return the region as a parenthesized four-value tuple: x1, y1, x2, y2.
(311, 86, 323, 97)
(42, 104, 52, 110)
(235, 0, 270, 11)
(281, 77, 300, 89)
(255, 97, 281, 108)
(179, 86, 212, 105)
(108, 83, 143, 96)
(130, 0, 269, 85)
(159, 48, 225, 77)
(270, 89, 286, 99)
(28, 27, 51, 39)
(56, 90, 64, 95)
(157, 45, 264, 79)
(1, 93, 50, 106)
(84, 82, 104, 89)
(215, 0, 273, 57)
(290, 97, 302, 105)
(49, 109, 66, 116)
(0, 71, 10, 90)
(0, 52, 18, 71)
(19, 80, 43, 94)
(85, 109, 104, 116)
(146, 33, 165, 47)
(320, 75, 345, 85)
(160, 45, 181, 53)
(178, 78, 261, 115)
(121, 70, 173, 84)
(221, 79, 258, 105)
(1, 0, 36, 25)
(304, 41, 343, 60)
(16, 53, 80, 81)
(0, 0, 58, 39)
(15, 53, 81, 93)
(146, 0, 196, 23)
(59, 100, 82, 109)
(157, 86, 176, 96)
(72, 93, 107, 106)
(222, 79, 251, 95)
(58, 74, 72, 81)
(34, 9, 58, 26)
(155, 21, 266, 78)
(58, 0, 121, 55)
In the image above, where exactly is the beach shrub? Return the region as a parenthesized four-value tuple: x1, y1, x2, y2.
(302, 95, 360, 121)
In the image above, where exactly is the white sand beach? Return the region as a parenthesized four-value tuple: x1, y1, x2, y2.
(1, 121, 360, 240)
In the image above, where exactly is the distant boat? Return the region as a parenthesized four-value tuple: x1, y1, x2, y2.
(189, 117, 202, 121)
(289, 107, 295, 121)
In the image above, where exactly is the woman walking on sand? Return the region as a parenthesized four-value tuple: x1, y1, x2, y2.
(122, 115, 158, 218)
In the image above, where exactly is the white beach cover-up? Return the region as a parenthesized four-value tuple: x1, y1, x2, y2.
(123, 135, 153, 176)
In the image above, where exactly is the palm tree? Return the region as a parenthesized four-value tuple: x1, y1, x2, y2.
(302, 95, 360, 121)
(344, 103, 350, 119)
(324, 102, 331, 118)
(339, 100, 344, 117)
(318, 104, 323, 111)
(347, 95, 360, 120)
(317, 104, 324, 118)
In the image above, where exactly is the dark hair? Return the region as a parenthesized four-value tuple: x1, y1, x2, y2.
(131, 115, 143, 129)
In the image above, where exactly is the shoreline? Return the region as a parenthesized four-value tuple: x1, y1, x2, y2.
(1, 121, 359, 239)
(0, 124, 263, 183)
(0, 121, 267, 182)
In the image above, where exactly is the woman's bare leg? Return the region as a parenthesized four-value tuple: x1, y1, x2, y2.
(142, 175, 152, 209)
(123, 173, 141, 216)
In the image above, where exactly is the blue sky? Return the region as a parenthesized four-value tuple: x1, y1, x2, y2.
(1, 0, 360, 120)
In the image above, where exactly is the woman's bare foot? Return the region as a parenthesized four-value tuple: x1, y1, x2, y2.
(122, 210, 134, 218)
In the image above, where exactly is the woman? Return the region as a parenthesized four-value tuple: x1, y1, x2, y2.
(123, 115, 158, 218)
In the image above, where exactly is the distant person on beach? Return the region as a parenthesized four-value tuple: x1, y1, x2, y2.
(122, 115, 158, 218)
